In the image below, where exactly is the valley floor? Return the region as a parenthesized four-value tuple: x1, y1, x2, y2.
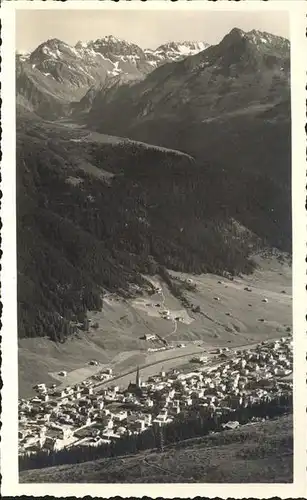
(19, 255, 292, 398)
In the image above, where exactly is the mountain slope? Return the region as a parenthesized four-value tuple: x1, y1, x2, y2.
(20, 414, 292, 483)
(17, 118, 262, 342)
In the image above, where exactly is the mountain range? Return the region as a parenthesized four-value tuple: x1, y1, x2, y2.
(16, 36, 209, 118)
(85, 28, 290, 167)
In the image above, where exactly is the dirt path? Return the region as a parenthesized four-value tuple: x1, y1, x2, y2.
(143, 456, 193, 482)
(157, 286, 178, 338)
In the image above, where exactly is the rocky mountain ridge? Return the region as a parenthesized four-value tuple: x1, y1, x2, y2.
(84, 28, 290, 183)
(16, 36, 210, 118)
(86, 28, 290, 131)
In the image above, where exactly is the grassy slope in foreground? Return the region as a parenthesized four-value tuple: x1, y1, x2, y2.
(20, 414, 292, 483)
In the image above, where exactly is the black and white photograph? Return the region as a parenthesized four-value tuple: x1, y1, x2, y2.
(1, 0, 306, 496)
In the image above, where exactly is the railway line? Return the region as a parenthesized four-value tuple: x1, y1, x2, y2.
(93, 336, 284, 393)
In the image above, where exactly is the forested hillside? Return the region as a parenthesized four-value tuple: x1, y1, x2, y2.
(16, 118, 282, 342)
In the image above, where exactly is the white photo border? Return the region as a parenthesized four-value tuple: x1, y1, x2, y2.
(1, 0, 306, 497)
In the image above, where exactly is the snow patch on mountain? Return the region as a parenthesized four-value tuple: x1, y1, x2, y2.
(16, 36, 211, 119)
(23, 36, 210, 85)
(145, 41, 210, 65)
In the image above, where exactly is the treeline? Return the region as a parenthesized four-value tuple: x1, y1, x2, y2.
(19, 394, 292, 471)
(17, 119, 290, 341)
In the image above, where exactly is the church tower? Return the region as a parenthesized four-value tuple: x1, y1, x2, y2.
(136, 366, 141, 387)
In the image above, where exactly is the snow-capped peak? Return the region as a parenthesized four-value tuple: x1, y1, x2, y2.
(100, 35, 124, 43)
(217, 27, 290, 66)
(30, 38, 77, 63)
(155, 41, 209, 55)
(223, 27, 289, 50)
(17, 49, 29, 56)
(144, 41, 210, 66)
(43, 38, 70, 51)
(75, 40, 89, 49)
(16, 51, 30, 62)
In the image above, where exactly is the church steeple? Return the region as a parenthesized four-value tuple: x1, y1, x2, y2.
(136, 366, 141, 387)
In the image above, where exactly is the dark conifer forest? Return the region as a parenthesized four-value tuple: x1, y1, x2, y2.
(17, 118, 291, 341)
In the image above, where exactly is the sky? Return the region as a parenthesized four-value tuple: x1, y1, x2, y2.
(16, 10, 289, 53)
